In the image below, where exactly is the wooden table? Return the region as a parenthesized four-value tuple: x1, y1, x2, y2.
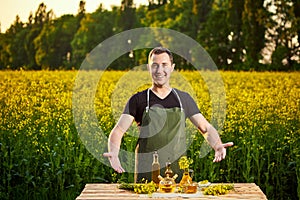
(76, 183, 267, 200)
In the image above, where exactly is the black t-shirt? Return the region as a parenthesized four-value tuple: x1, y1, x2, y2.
(123, 89, 200, 126)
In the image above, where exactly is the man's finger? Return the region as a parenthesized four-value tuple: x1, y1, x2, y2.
(213, 156, 221, 162)
(223, 142, 234, 148)
(114, 165, 125, 173)
(103, 152, 112, 158)
(222, 151, 226, 159)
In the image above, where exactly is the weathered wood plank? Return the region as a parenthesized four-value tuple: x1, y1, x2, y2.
(76, 183, 267, 200)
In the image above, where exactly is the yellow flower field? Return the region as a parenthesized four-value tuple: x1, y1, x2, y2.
(0, 70, 299, 200)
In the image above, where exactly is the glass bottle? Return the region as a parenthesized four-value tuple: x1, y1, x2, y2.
(151, 151, 160, 185)
(179, 168, 193, 186)
(164, 161, 173, 177)
(158, 162, 177, 193)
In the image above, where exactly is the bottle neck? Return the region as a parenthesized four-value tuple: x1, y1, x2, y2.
(153, 152, 159, 163)
(165, 162, 173, 176)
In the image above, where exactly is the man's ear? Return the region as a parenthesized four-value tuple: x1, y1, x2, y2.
(147, 64, 150, 71)
(171, 63, 175, 72)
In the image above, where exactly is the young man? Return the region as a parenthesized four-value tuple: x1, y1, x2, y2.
(103, 47, 233, 182)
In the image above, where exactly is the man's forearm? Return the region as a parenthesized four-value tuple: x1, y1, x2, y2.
(108, 126, 124, 155)
(204, 124, 223, 151)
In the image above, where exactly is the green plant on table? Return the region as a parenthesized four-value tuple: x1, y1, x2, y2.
(118, 180, 158, 194)
(203, 184, 234, 196)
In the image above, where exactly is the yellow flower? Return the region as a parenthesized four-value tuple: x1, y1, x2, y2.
(178, 156, 193, 170)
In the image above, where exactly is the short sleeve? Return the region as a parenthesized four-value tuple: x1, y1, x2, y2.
(177, 90, 201, 118)
(122, 90, 147, 125)
(123, 95, 137, 117)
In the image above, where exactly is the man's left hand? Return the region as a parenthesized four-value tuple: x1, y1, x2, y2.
(213, 142, 234, 162)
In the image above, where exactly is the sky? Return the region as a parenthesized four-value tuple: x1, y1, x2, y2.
(0, 0, 148, 33)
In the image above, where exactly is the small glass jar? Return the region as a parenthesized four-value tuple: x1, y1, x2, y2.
(179, 168, 193, 186)
(158, 174, 176, 193)
(183, 182, 198, 193)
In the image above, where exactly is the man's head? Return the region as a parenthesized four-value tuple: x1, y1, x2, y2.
(148, 47, 174, 64)
(147, 47, 175, 88)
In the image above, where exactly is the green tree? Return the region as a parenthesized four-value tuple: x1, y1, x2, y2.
(148, 0, 168, 10)
(0, 0, 299, 71)
(34, 15, 78, 70)
(3, 15, 26, 69)
(0, 33, 11, 69)
(198, 3, 231, 69)
(268, 0, 300, 70)
(77, 0, 86, 29)
(108, 0, 137, 69)
(191, 0, 213, 38)
(142, 0, 196, 36)
(78, 0, 86, 16)
(293, 0, 300, 45)
(24, 26, 42, 70)
(24, 3, 54, 69)
(242, 0, 266, 70)
(118, 0, 137, 31)
(227, 0, 245, 69)
(8, 29, 29, 70)
(71, 5, 116, 68)
(140, 0, 217, 69)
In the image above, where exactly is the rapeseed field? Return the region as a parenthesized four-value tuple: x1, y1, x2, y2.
(0, 70, 299, 199)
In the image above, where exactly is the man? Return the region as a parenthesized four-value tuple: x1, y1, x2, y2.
(103, 47, 233, 182)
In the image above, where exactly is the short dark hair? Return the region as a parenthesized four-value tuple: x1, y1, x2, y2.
(148, 47, 173, 63)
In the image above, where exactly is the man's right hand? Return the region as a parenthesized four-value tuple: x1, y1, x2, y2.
(103, 152, 125, 173)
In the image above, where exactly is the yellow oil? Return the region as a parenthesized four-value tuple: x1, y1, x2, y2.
(159, 184, 175, 193)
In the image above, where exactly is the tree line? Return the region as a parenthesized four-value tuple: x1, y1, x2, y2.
(0, 0, 299, 71)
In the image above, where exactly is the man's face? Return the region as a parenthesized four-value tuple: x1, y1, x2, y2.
(148, 52, 175, 88)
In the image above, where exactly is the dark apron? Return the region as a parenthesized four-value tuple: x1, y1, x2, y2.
(134, 88, 186, 183)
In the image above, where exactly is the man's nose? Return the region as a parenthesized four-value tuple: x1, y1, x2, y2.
(155, 64, 164, 73)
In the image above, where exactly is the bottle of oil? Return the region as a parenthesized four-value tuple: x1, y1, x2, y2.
(151, 151, 160, 185)
(158, 161, 177, 193)
(164, 161, 173, 177)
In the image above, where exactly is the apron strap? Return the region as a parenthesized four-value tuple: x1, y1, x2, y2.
(172, 88, 184, 112)
(146, 89, 150, 113)
(146, 88, 184, 112)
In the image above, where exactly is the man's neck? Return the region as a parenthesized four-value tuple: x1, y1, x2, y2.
(150, 85, 172, 99)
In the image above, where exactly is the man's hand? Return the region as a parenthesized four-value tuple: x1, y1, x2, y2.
(213, 142, 234, 162)
(103, 152, 125, 173)
(103, 114, 134, 173)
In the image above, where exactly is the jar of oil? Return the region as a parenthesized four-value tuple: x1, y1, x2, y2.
(158, 162, 178, 193)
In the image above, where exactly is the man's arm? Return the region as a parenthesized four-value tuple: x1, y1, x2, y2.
(189, 113, 233, 162)
(103, 114, 134, 173)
